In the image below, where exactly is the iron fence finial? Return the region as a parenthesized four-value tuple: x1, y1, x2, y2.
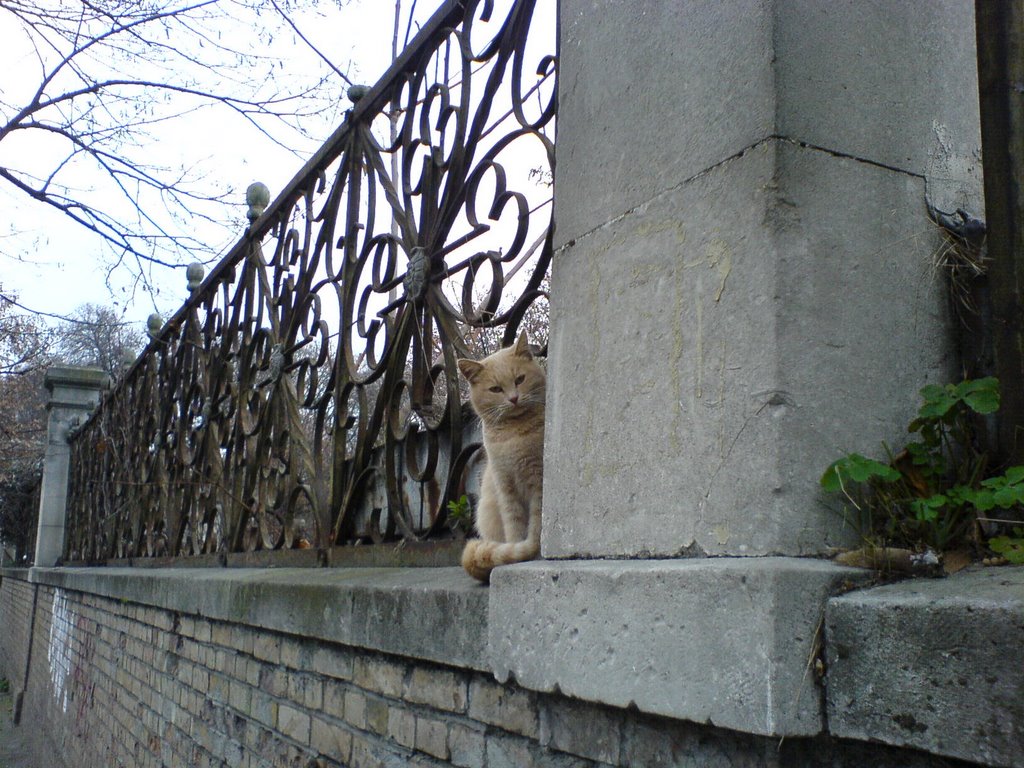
(246, 182, 271, 223)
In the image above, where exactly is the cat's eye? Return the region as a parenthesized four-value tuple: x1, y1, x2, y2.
(489, 385, 503, 393)
(514, 374, 525, 385)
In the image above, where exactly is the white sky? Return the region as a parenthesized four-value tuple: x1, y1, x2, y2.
(0, 0, 454, 327)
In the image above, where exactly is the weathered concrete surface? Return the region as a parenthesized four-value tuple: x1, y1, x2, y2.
(555, 0, 774, 247)
(547, 0, 975, 559)
(555, 0, 982, 253)
(770, 142, 954, 554)
(28, 566, 489, 671)
(826, 566, 1024, 768)
(775, 0, 982, 193)
(544, 139, 953, 559)
(489, 557, 869, 737)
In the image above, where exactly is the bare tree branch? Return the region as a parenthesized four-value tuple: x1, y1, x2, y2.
(0, 0, 356, 300)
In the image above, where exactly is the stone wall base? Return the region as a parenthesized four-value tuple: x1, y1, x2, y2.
(0, 562, 1018, 768)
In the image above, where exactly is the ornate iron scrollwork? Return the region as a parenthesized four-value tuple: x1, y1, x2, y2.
(63, 0, 556, 562)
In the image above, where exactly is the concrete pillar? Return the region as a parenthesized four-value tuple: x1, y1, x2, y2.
(488, 1, 983, 739)
(34, 366, 108, 567)
(541, 0, 980, 559)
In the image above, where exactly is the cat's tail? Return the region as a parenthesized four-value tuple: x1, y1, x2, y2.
(462, 538, 540, 583)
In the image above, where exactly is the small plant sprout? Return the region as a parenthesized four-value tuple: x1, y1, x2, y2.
(446, 494, 473, 533)
(821, 377, 1024, 563)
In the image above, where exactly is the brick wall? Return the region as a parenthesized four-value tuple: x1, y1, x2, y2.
(0, 572, 34, 706)
(0, 569, 983, 768)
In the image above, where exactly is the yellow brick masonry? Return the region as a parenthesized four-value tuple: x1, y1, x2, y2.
(0, 573, 622, 768)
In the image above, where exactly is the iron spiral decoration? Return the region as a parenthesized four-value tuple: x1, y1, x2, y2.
(64, 0, 556, 562)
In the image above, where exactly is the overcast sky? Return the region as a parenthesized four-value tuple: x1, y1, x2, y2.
(0, 0, 448, 328)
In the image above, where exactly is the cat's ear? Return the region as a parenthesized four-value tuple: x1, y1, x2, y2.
(458, 358, 484, 382)
(513, 331, 532, 359)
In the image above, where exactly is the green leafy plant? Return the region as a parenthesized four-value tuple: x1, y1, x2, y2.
(989, 527, 1024, 564)
(821, 377, 1024, 555)
(446, 494, 473, 534)
(0, 678, 9, 694)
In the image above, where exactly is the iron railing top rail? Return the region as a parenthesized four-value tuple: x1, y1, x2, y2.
(90, 0, 474, 424)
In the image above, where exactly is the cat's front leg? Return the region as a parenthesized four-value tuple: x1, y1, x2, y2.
(523, 492, 542, 552)
(500, 495, 531, 543)
(475, 469, 505, 542)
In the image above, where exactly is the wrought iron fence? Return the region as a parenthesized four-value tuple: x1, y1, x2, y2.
(63, 0, 556, 563)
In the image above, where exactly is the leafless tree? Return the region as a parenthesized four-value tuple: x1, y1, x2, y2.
(0, 288, 55, 377)
(0, 0, 355, 296)
(0, 294, 149, 556)
(0, 292, 51, 558)
(52, 302, 146, 378)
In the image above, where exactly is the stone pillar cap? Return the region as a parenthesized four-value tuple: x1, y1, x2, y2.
(44, 365, 110, 392)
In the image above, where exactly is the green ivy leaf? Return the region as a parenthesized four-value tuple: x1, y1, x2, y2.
(905, 442, 932, 465)
(917, 384, 958, 420)
(910, 495, 945, 522)
(977, 467, 1024, 509)
(955, 377, 1000, 414)
(967, 487, 996, 512)
(989, 533, 1024, 564)
(821, 454, 900, 492)
(992, 485, 1024, 508)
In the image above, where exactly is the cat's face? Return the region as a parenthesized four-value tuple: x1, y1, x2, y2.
(458, 333, 546, 423)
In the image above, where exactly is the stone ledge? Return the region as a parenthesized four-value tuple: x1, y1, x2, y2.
(22, 566, 490, 672)
(488, 557, 869, 737)
(825, 566, 1024, 768)
(12, 560, 1022, 766)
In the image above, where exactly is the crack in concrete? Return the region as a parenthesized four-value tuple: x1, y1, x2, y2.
(556, 137, 775, 250)
(557, 135, 925, 254)
(773, 135, 926, 180)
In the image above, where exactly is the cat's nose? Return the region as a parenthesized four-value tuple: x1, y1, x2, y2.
(509, 393, 519, 405)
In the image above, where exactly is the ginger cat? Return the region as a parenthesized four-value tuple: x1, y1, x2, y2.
(457, 332, 545, 583)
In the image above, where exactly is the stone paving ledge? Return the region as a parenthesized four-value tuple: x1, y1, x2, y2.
(488, 557, 872, 738)
(826, 565, 1024, 768)
(23, 566, 490, 672)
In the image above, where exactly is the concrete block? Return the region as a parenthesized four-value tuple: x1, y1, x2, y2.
(545, 140, 951, 558)
(248, 696, 276, 729)
(555, 0, 774, 246)
(311, 645, 353, 681)
(826, 566, 1024, 767)
(489, 557, 868, 737)
(775, 0, 981, 186)
(258, 667, 287, 698)
(770, 142, 953, 553)
(280, 636, 311, 670)
(30, 567, 489, 672)
(322, 679, 344, 718)
(364, 697, 389, 736)
(252, 633, 281, 664)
